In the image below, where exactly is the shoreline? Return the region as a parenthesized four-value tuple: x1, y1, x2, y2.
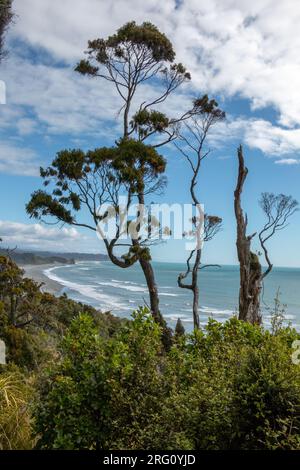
(21, 263, 65, 295)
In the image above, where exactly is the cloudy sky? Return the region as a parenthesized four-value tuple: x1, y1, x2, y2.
(0, 0, 300, 266)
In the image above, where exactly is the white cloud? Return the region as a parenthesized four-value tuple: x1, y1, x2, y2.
(11, 0, 176, 63)
(173, 0, 300, 128)
(0, 220, 83, 250)
(275, 158, 300, 166)
(9, 0, 300, 127)
(1, 0, 300, 167)
(16, 118, 37, 136)
(0, 142, 40, 176)
(208, 117, 300, 158)
(2, 56, 121, 136)
(243, 120, 300, 155)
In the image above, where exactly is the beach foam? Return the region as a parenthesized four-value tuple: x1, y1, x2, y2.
(44, 266, 131, 312)
(42, 262, 300, 332)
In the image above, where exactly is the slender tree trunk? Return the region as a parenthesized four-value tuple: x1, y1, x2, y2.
(132, 194, 164, 323)
(177, 169, 202, 330)
(177, 248, 202, 330)
(192, 285, 200, 329)
(234, 145, 262, 324)
(192, 249, 201, 329)
(139, 255, 172, 349)
(138, 256, 163, 325)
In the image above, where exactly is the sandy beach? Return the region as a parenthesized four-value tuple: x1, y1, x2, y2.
(21, 264, 64, 295)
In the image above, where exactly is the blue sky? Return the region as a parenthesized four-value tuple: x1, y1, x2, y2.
(0, 0, 300, 266)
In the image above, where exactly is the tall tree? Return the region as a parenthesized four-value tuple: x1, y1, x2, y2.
(176, 96, 224, 329)
(0, 0, 13, 63)
(75, 21, 191, 142)
(27, 22, 191, 344)
(234, 145, 298, 324)
(75, 21, 191, 335)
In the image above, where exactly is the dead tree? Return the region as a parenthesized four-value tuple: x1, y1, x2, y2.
(178, 215, 222, 329)
(176, 96, 224, 329)
(234, 145, 298, 324)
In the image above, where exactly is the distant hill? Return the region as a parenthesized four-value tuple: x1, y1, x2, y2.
(35, 251, 109, 262)
(0, 249, 109, 265)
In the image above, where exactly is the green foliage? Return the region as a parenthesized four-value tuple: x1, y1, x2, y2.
(122, 245, 152, 265)
(27, 139, 166, 223)
(0, 255, 123, 370)
(193, 94, 226, 120)
(175, 318, 185, 338)
(26, 189, 74, 223)
(75, 21, 176, 78)
(33, 312, 300, 450)
(1, 259, 300, 451)
(0, 255, 25, 294)
(113, 139, 166, 191)
(0, 255, 41, 326)
(75, 21, 190, 144)
(2, 326, 41, 369)
(131, 109, 170, 140)
(106, 21, 175, 61)
(231, 334, 300, 449)
(34, 308, 165, 449)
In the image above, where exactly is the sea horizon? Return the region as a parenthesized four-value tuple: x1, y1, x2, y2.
(40, 260, 300, 333)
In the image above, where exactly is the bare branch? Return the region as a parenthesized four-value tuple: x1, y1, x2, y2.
(258, 193, 299, 279)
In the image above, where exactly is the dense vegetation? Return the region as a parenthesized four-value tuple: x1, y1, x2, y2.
(0, 255, 123, 449)
(1, 254, 300, 450)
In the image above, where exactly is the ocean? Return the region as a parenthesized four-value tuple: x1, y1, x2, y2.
(44, 261, 300, 332)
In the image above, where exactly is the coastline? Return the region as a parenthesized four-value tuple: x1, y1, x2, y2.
(21, 263, 64, 295)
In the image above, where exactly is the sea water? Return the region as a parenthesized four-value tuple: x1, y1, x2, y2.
(44, 261, 300, 332)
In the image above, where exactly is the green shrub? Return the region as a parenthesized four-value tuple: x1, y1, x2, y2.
(33, 312, 300, 450)
(34, 309, 166, 449)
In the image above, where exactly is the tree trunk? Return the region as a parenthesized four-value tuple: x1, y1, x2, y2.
(192, 249, 201, 329)
(239, 251, 262, 323)
(138, 257, 162, 325)
(139, 256, 172, 349)
(234, 146, 262, 324)
(192, 285, 200, 329)
(133, 192, 171, 346)
(177, 248, 201, 330)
